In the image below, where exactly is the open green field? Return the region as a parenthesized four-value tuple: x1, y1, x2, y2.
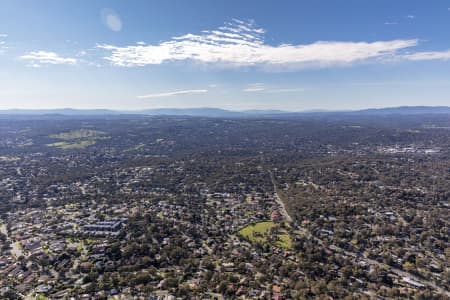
(47, 129, 109, 149)
(49, 129, 106, 140)
(277, 234, 293, 249)
(238, 221, 293, 250)
(0, 156, 20, 162)
(47, 140, 96, 149)
(20, 141, 34, 147)
(239, 221, 276, 243)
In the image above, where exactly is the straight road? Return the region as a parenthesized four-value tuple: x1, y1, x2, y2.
(268, 170, 293, 223)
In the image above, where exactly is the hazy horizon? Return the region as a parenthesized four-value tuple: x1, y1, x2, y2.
(1, 105, 450, 114)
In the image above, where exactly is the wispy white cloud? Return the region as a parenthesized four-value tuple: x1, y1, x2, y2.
(243, 83, 305, 93)
(137, 89, 208, 99)
(19, 51, 77, 66)
(265, 88, 306, 93)
(404, 50, 450, 61)
(98, 19, 418, 70)
(243, 83, 266, 92)
(384, 21, 398, 25)
(406, 15, 415, 19)
(0, 34, 7, 54)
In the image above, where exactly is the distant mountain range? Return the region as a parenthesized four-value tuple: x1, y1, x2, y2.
(0, 108, 120, 116)
(347, 106, 450, 115)
(0, 106, 449, 118)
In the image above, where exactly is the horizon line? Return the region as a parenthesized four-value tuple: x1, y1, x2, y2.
(0, 105, 449, 114)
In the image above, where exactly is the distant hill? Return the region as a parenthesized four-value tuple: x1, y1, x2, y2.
(137, 107, 245, 117)
(242, 109, 289, 115)
(353, 106, 450, 115)
(0, 106, 449, 118)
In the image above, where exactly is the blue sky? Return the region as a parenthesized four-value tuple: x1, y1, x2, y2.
(1, 0, 450, 111)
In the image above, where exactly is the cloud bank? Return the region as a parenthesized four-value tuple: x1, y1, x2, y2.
(15, 19, 450, 69)
(137, 89, 208, 99)
(98, 19, 419, 69)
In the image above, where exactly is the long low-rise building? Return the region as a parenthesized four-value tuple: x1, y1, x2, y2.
(83, 218, 128, 235)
